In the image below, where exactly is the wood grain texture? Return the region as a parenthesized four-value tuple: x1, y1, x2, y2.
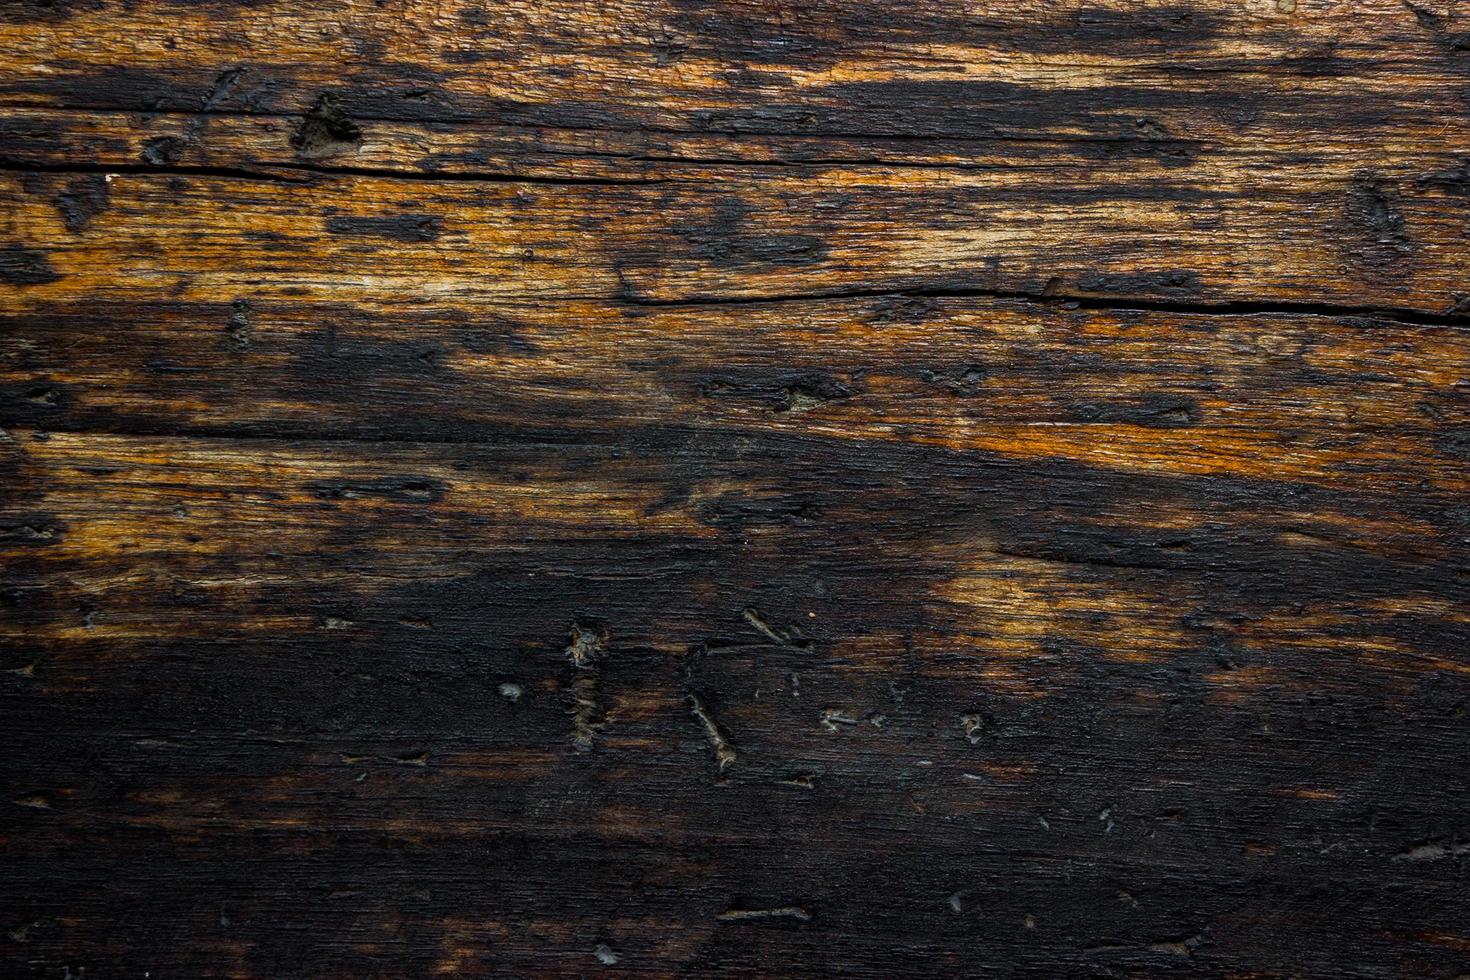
(2, 1, 1469, 977)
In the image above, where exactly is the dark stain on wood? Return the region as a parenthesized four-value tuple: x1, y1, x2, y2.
(323, 213, 443, 242)
(292, 93, 364, 160)
(140, 134, 187, 165)
(1346, 176, 1415, 264)
(676, 197, 830, 269)
(0, 246, 61, 285)
(52, 175, 109, 232)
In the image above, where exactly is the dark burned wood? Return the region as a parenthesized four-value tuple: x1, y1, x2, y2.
(1, 2, 1468, 978)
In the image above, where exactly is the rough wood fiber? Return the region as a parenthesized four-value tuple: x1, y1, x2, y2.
(1, 1, 1468, 978)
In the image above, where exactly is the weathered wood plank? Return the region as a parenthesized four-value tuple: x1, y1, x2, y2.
(3, 296, 1467, 493)
(7, 2, 1470, 312)
(2, 0, 1467, 148)
(4, 165, 1470, 312)
(8, 106, 1470, 320)
(4, 104, 1470, 180)
(5, 2, 1470, 976)
(2, 427, 1467, 975)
